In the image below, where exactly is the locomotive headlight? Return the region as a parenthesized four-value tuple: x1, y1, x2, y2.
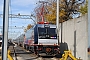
(50, 37, 56, 38)
(46, 35, 49, 37)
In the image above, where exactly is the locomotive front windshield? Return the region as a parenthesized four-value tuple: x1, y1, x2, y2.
(38, 27, 57, 39)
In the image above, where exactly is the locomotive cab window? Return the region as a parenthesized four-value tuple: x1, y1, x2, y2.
(38, 27, 57, 39)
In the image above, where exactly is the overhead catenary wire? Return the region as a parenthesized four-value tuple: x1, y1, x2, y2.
(9, 0, 13, 39)
(9, 0, 17, 60)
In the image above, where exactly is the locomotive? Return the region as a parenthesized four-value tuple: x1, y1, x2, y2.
(24, 22, 60, 56)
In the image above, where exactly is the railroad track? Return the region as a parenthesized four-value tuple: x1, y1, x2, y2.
(8, 45, 60, 60)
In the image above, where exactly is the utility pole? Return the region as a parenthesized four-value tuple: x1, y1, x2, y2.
(88, 0, 90, 46)
(2, 0, 9, 60)
(57, 0, 59, 44)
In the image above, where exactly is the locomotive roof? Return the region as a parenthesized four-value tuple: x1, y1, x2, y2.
(37, 24, 56, 28)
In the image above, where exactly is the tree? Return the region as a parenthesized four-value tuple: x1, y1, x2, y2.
(79, 0, 88, 15)
(24, 24, 33, 32)
(27, 24, 32, 30)
(34, 0, 85, 24)
(24, 28, 27, 32)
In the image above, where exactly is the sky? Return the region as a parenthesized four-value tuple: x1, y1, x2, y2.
(0, 0, 44, 39)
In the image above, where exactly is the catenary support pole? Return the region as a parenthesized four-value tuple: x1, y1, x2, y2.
(2, 0, 9, 60)
(88, 0, 90, 47)
(57, 0, 59, 44)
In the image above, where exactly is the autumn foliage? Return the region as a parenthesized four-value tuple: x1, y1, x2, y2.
(79, 0, 88, 15)
(24, 24, 32, 32)
(27, 24, 32, 30)
(34, 0, 85, 24)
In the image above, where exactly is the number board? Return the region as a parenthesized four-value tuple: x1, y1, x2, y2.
(44, 24, 50, 28)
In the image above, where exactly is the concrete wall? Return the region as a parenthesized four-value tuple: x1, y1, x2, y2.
(59, 14, 88, 60)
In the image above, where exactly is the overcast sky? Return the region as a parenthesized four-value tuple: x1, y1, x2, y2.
(0, 0, 42, 39)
